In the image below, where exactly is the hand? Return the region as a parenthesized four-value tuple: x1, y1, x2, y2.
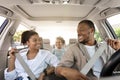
(7, 48, 18, 72)
(46, 66, 55, 75)
(38, 67, 55, 80)
(38, 73, 45, 80)
(107, 39, 120, 50)
(9, 48, 18, 60)
(56, 67, 88, 80)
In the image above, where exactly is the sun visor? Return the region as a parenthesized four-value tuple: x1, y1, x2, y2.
(100, 7, 120, 18)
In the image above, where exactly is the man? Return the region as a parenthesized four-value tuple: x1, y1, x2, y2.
(55, 20, 120, 80)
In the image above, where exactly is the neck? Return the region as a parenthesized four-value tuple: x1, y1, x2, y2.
(28, 49, 38, 54)
(27, 49, 39, 60)
(85, 39, 96, 46)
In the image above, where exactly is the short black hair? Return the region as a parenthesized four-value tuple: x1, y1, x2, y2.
(78, 20, 95, 32)
(21, 30, 38, 44)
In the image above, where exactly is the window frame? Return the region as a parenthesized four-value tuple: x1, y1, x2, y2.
(0, 19, 9, 35)
(105, 19, 118, 39)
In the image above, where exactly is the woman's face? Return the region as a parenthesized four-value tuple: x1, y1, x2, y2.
(26, 34, 41, 50)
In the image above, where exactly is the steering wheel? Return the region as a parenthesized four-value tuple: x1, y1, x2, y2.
(100, 49, 120, 77)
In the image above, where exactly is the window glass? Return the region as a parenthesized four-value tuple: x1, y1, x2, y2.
(0, 16, 6, 26)
(107, 14, 120, 39)
(0, 16, 7, 34)
(94, 25, 103, 42)
(12, 24, 29, 49)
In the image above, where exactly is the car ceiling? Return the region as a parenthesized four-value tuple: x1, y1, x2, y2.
(0, 0, 120, 27)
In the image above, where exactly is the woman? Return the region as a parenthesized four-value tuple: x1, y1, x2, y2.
(4, 30, 59, 80)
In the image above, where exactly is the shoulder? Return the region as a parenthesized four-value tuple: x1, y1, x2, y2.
(38, 49, 52, 56)
(19, 48, 28, 56)
(67, 43, 79, 50)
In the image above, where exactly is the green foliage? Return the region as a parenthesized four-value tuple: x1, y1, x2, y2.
(94, 31, 102, 42)
(13, 31, 23, 42)
(114, 28, 120, 39)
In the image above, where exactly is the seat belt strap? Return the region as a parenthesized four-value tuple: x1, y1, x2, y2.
(80, 41, 107, 75)
(15, 51, 36, 80)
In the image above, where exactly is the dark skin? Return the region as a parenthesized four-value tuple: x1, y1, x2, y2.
(38, 67, 55, 80)
(55, 23, 95, 80)
(107, 39, 120, 50)
(56, 23, 120, 80)
(40, 23, 120, 80)
(39, 23, 93, 80)
(8, 34, 41, 80)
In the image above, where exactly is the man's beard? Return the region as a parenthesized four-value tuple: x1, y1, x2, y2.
(79, 40, 88, 44)
(79, 32, 91, 45)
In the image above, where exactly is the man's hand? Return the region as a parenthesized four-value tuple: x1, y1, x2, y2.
(107, 39, 120, 50)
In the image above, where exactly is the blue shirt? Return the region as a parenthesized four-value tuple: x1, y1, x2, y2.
(52, 48, 65, 60)
(4, 49, 59, 80)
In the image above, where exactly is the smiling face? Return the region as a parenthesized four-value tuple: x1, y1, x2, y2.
(77, 23, 95, 45)
(26, 34, 41, 50)
(56, 39, 63, 49)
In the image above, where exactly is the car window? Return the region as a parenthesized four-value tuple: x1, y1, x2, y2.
(95, 25, 103, 42)
(0, 16, 8, 35)
(12, 24, 29, 49)
(107, 14, 120, 39)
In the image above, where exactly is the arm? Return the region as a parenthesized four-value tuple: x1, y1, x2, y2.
(38, 67, 55, 80)
(4, 48, 18, 80)
(45, 51, 59, 67)
(54, 46, 88, 80)
(55, 46, 97, 80)
(55, 67, 88, 80)
(38, 51, 59, 80)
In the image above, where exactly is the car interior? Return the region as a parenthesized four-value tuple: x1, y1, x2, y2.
(0, 0, 120, 80)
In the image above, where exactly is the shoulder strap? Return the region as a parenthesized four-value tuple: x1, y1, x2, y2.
(80, 41, 107, 75)
(15, 49, 36, 80)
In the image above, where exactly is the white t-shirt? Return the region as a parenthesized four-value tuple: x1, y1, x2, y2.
(85, 45, 103, 78)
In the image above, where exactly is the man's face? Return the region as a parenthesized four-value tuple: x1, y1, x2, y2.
(77, 23, 94, 44)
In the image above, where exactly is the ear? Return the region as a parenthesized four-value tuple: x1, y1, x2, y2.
(90, 28, 94, 33)
(26, 41, 29, 45)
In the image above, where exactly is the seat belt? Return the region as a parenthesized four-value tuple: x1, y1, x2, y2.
(80, 41, 107, 75)
(15, 48, 36, 80)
